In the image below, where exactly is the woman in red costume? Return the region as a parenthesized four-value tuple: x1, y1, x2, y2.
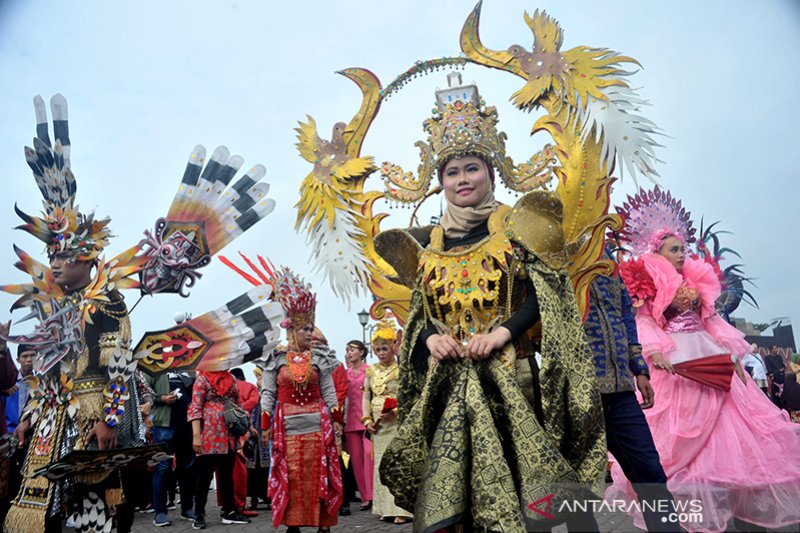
(224, 258, 343, 533)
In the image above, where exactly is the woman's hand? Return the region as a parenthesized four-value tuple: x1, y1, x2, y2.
(365, 422, 378, 434)
(192, 433, 203, 454)
(465, 328, 511, 360)
(651, 352, 674, 373)
(334, 421, 343, 439)
(261, 428, 272, 447)
(735, 362, 747, 385)
(426, 334, 464, 361)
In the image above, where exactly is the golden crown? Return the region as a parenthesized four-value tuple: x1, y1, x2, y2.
(426, 73, 514, 183)
(381, 73, 555, 205)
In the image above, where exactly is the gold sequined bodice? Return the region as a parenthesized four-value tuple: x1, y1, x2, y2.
(419, 205, 521, 343)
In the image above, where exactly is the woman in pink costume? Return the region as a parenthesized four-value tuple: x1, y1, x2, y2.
(343, 340, 373, 511)
(607, 188, 800, 532)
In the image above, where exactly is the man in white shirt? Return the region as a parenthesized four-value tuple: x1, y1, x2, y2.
(742, 344, 768, 395)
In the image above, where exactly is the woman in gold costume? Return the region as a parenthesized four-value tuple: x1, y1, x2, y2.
(361, 320, 412, 525)
(375, 79, 606, 532)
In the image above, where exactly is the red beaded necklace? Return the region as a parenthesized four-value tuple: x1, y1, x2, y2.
(287, 350, 312, 391)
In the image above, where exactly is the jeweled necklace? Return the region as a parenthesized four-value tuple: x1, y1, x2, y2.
(287, 350, 312, 391)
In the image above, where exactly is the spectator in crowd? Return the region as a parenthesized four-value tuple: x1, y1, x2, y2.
(742, 344, 768, 395)
(0, 342, 34, 526)
(4, 344, 34, 434)
(247, 367, 270, 512)
(0, 324, 22, 436)
(168, 371, 197, 520)
(188, 370, 251, 529)
(765, 345, 787, 408)
(781, 354, 800, 423)
(220, 368, 259, 518)
(344, 340, 372, 513)
(143, 370, 197, 526)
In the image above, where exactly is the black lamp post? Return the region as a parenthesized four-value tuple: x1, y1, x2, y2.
(357, 308, 377, 353)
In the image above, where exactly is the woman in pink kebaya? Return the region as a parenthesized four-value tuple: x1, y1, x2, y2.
(343, 340, 373, 512)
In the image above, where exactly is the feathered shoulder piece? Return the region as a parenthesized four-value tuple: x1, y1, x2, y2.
(311, 343, 340, 375)
(616, 187, 696, 257)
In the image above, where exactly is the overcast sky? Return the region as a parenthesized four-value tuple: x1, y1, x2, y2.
(1, 0, 798, 364)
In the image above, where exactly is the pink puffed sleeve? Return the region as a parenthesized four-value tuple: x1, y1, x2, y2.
(640, 254, 683, 327)
(681, 259, 721, 320)
(705, 314, 750, 357)
(635, 301, 677, 358)
(680, 258, 750, 356)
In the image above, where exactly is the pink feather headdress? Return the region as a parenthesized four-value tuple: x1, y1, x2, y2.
(616, 187, 696, 256)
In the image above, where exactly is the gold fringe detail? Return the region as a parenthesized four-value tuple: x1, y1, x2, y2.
(73, 345, 89, 379)
(4, 503, 46, 533)
(99, 315, 132, 367)
(73, 391, 105, 452)
(75, 469, 113, 486)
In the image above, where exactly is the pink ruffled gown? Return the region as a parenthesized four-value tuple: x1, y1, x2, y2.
(607, 255, 800, 532)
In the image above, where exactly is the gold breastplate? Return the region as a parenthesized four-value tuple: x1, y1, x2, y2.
(369, 362, 399, 397)
(419, 206, 516, 342)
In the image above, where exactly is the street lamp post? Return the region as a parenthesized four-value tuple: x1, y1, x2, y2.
(357, 308, 377, 353)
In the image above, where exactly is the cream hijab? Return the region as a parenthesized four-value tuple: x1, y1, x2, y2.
(438, 158, 499, 238)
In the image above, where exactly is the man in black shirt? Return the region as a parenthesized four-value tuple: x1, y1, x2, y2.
(765, 346, 786, 409)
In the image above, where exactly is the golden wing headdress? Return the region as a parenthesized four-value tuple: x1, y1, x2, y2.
(294, 3, 664, 321)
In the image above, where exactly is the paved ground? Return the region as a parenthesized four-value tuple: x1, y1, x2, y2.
(128, 493, 639, 532)
(132, 499, 417, 532)
(129, 492, 800, 532)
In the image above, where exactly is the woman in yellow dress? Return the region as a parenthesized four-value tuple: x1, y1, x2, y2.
(362, 320, 412, 525)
